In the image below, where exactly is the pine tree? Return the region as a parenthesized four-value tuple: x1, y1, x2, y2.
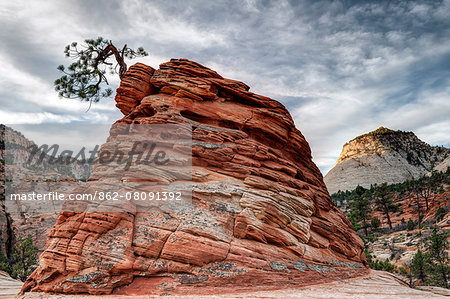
(55, 37, 148, 106)
(411, 227, 450, 288)
(374, 183, 398, 230)
(427, 227, 449, 288)
(348, 186, 371, 236)
(407, 219, 415, 231)
(11, 235, 38, 281)
(410, 191, 425, 226)
(411, 249, 428, 283)
(412, 178, 436, 211)
(0, 251, 10, 273)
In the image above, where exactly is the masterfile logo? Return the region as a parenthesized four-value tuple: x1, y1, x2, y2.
(4, 123, 193, 213)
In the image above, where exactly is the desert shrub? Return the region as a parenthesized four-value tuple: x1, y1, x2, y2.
(365, 249, 398, 273)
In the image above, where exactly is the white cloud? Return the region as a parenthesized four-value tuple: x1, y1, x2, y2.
(415, 121, 450, 146)
(0, 0, 449, 175)
(119, 0, 227, 48)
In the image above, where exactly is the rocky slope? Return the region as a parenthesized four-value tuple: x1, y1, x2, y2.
(367, 216, 449, 270)
(367, 190, 449, 271)
(22, 59, 368, 296)
(331, 171, 449, 287)
(324, 127, 450, 194)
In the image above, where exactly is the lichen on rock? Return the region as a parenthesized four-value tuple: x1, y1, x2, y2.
(22, 59, 368, 296)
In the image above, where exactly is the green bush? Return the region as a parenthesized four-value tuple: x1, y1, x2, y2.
(399, 267, 408, 275)
(364, 249, 398, 273)
(1, 235, 38, 282)
(362, 233, 378, 244)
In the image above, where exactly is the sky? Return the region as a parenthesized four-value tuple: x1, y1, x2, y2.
(1, 0, 449, 174)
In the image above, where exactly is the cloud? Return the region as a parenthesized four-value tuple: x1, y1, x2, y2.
(0, 0, 449, 174)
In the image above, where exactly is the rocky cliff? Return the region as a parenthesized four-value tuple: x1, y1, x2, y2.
(0, 125, 92, 257)
(324, 127, 450, 194)
(22, 59, 367, 296)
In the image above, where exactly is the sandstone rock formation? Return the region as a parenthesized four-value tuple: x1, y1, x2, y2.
(325, 127, 450, 194)
(22, 59, 367, 296)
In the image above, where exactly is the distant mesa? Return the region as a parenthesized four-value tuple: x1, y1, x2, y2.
(324, 126, 450, 194)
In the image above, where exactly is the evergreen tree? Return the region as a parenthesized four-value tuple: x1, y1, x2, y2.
(411, 249, 428, 283)
(410, 190, 425, 226)
(407, 219, 415, 231)
(412, 178, 436, 211)
(55, 37, 148, 106)
(348, 186, 371, 236)
(427, 227, 449, 288)
(411, 227, 450, 288)
(374, 183, 398, 230)
(435, 207, 446, 222)
(0, 251, 10, 273)
(11, 235, 38, 281)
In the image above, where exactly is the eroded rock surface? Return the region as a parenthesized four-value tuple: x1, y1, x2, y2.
(325, 127, 450, 194)
(19, 271, 450, 298)
(0, 270, 22, 299)
(22, 59, 367, 295)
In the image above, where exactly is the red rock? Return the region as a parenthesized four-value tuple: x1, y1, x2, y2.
(160, 231, 229, 266)
(22, 59, 367, 296)
(115, 63, 155, 115)
(341, 189, 450, 231)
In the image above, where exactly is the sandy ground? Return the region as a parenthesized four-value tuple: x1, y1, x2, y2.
(5, 271, 449, 298)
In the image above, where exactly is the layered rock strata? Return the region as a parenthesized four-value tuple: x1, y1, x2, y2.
(22, 59, 367, 295)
